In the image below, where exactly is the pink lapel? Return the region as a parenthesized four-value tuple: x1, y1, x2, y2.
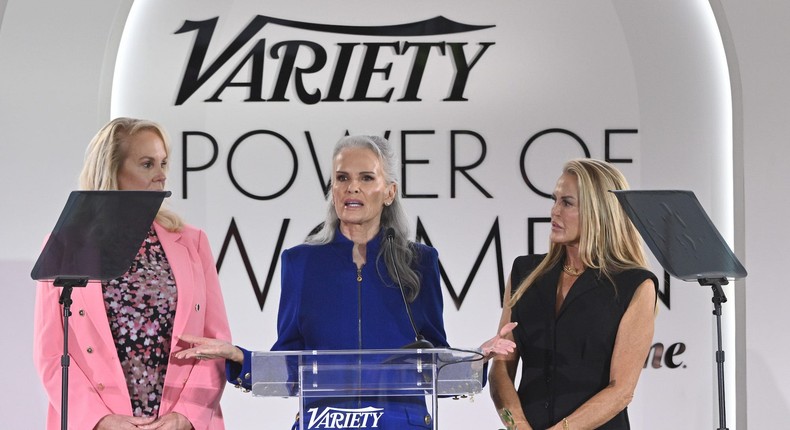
(75, 283, 133, 410)
(154, 223, 195, 351)
(77, 281, 119, 358)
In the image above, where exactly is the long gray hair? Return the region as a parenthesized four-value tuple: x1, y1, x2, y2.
(306, 135, 422, 301)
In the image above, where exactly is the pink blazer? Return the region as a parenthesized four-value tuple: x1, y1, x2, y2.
(33, 222, 231, 430)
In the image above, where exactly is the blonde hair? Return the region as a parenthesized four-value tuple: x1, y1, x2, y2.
(509, 159, 647, 306)
(79, 117, 183, 232)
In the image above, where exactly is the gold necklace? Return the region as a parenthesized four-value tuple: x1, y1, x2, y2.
(562, 264, 583, 277)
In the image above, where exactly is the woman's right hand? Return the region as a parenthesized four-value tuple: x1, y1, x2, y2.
(175, 334, 244, 364)
(94, 414, 155, 429)
(480, 322, 518, 362)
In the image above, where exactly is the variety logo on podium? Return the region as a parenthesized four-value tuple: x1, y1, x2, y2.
(306, 406, 385, 429)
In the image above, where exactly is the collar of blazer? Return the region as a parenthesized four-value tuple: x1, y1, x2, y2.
(152, 222, 197, 355)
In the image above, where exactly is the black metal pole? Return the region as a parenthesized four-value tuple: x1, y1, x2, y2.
(711, 282, 728, 430)
(700, 278, 729, 430)
(55, 277, 88, 430)
(58, 285, 74, 430)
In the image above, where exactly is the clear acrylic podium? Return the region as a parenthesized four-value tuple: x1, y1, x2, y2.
(250, 348, 484, 430)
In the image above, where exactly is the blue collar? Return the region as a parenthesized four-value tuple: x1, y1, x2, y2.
(331, 226, 386, 261)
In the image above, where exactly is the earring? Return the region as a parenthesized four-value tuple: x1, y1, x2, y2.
(384, 201, 391, 206)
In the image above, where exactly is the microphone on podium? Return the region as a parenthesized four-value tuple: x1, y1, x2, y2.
(384, 227, 435, 350)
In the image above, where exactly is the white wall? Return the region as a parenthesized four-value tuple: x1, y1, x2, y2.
(717, 0, 790, 427)
(0, 1, 131, 427)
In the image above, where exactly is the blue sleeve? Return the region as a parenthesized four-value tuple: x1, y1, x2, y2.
(225, 345, 300, 393)
(225, 346, 253, 390)
(226, 249, 305, 391)
(271, 248, 305, 351)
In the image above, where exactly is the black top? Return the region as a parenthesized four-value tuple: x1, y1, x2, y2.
(510, 255, 657, 430)
(103, 228, 177, 417)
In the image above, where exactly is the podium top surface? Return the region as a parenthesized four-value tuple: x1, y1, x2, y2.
(251, 348, 472, 357)
(249, 348, 485, 398)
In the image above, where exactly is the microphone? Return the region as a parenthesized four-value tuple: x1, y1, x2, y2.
(384, 227, 435, 349)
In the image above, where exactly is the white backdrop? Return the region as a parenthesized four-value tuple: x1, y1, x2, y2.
(1, 0, 751, 428)
(109, 1, 732, 428)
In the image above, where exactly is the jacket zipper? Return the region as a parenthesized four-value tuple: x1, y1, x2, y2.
(356, 265, 363, 350)
(356, 265, 363, 408)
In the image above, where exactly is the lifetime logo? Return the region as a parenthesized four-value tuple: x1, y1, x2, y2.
(305, 406, 385, 429)
(174, 15, 495, 105)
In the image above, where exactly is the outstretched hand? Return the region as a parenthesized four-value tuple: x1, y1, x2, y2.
(480, 322, 518, 362)
(174, 334, 244, 364)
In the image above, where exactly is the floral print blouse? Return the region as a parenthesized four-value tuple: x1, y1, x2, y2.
(103, 227, 178, 417)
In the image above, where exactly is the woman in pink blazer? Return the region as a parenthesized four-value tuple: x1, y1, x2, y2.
(33, 118, 231, 430)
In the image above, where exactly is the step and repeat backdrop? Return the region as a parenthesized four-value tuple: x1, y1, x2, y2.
(107, 1, 732, 428)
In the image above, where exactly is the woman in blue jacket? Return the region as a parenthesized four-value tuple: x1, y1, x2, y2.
(178, 135, 514, 429)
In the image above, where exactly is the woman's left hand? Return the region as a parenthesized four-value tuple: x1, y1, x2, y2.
(174, 334, 244, 363)
(135, 412, 192, 430)
(480, 322, 518, 362)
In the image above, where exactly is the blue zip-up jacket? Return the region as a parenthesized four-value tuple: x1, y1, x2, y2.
(228, 228, 447, 429)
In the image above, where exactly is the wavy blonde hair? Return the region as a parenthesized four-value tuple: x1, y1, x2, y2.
(79, 117, 183, 232)
(509, 159, 647, 306)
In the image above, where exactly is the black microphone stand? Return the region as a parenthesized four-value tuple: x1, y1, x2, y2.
(31, 190, 172, 430)
(611, 190, 746, 430)
(699, 277, 729, 430)
(384, 229, 434, 349)
(54, 276, 88, 430)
